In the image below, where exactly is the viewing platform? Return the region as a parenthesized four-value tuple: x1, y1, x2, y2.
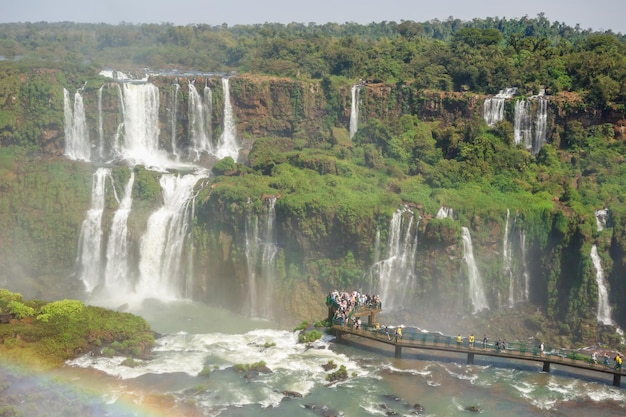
(331, 324, 626, 388)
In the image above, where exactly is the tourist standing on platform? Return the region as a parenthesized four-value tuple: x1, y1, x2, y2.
(456, 334, 462, 347)
(540, 342, 544, 357)
(482, 335, 488, 349)
(468, 334, 475, 349)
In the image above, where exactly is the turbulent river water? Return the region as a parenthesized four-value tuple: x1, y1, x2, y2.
(3, 299, 626, 417)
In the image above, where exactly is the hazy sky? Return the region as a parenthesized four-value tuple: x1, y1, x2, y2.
(3, 0, 625, 34)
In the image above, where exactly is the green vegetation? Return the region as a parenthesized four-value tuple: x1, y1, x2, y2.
(325, 364, 348, 382)
(233, 361, 268, 373)
(0, 289, 154, 368)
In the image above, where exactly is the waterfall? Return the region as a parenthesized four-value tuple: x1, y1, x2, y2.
(63, 88, 91, 161)
(170, 83, 180, 158)
(461, 227, 489, 313)
(591, 244, 613, 325)
(532, 97, 548, 155)
(188, 82, 213, 159)
(349, 84, 361, 139)
(483, 87, 516, 127)
(97, 85, 105, 160)
(136, 173, 204, 300)
(504, 209, 515, 307)
(216, 77, 240, 160)
(103, 171, 135, 295)
(370, 207, 418, 310)
(436, 206, 454, 220)
(244, 196, 279, 318)
(520, 229, 530, 301)
(595, 208, 609, 232)
(513, 100, 533, 149)
(77, 168, 112, 293)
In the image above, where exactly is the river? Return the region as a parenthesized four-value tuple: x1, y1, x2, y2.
(2, 299, 625, 416)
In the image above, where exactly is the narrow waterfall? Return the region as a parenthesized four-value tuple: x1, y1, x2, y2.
(136, 173, 204, 300)
(532, 97, 548, 155)
(349, 84, 361, 139)
(513, 100, 533, 149)
(97, 85, 105, 160)
(436, 206, 454, 220)
(216, 77, 240, 160)
(188, 82, 213, 159)
(461, 227, 489, 313)
(504, 209, 515, 307)
(520, 229, 530, 301)
(63, 88, 91, 161)
(371, 207, 418, 310)
(595, 208, 609, 232)
(112, 83, 125, 157)
(483, 88, 516, 127)
(591, 244, 613, 325)
(170, 83, 180, 158)
(204, 84, 213, 144)
(244, 196, 279, 318)
(77, 168, 112, 293)
(103, 171, 135, 295)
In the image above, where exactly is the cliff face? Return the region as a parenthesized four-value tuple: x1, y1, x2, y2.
(1, 69, 626, 346)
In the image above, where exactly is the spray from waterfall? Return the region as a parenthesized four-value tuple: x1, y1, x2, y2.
(461, 227, 489, 313)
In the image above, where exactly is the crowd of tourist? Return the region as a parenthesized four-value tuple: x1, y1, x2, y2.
(326, 290, 381, 326)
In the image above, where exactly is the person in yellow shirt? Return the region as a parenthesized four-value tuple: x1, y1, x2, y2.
(456, 334, 462, 347)
(468, 334, 475, 349)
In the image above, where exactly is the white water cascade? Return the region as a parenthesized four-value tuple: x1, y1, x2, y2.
(136, 173, 204, 300)
(513, 100, 533, 149)
(97, 85, 105, 160)
(503, 210, 530, 307)
(77, 168, 112, 293)
(170, 83, 180, 158)
(370, 206, 419, 310)
(63, 88, 91, 161)
(349, 84, 362, 139)
(595, 208, 609, 232)
(436, 206, 454, 220)
(461, 227, 489, 313)
(188, 82, 213, 159)
(103, 171, 135, 296)
(216, 77, 240, 160)
(591, 244, 613, 325)
(504, 209, 514, 307)
(483, 87, 516, 127)
(533, 97, 548, 154)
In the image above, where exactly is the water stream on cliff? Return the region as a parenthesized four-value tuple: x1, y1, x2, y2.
(483, 87, 516, 127)
(63, 87, 91, 161)
(513, 93, 548, 155)
(188, 81, 213, 159)
(461, 227, 489, 313)
(349, 84, 361, 139)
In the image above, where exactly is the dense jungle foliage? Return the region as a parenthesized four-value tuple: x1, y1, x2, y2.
(0, 15, 625, 348)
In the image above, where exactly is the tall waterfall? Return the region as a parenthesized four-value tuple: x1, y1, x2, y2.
(533, 97, 548, 154)
(136, 173, 203, 300)
(504, 209, 514, 307)
(188, 82, 213, 159)
(436, 206, 454, 220)
(504, 210, 530, 307)
(63, 88, 91, 161)
(349, 84, 362, 139)
(591, 244, 613, 325)
(513, 95, 548, 155)
(216, 77, 240, 160)
(103, 171, 135, 295)
(461, 227, 489, 313)
(370, 207, 419, 310)
(77, 168, 111, 293)
(244, 196, 279, 318)
(97, 85, 105, 160)
(483, 88, 516, 127)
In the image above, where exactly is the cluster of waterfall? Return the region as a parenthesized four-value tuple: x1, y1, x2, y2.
(65, 72, 242, 307)
(483, 88, 548, 155)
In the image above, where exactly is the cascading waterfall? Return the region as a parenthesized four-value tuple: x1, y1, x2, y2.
(483, 88, 516, 127)
(136, 173, 204, 300)
(244, 196, 279, 318)
(513, 100, 533, 149)
(97, 85, 105, 160)
(349, 84, 361, 139)
(436, 206, 454, 220)
(591, 244, 613, 325)
(170, 83, 180, 158)
(216, 77, 240, 160)
(77, 168, 112, 293)
(504, 209, 515, 307)
(188, 82, 213, 159)
(520, 229, 530, 301)
(63, 88, 91, 161)
(595, 208, 609, 231)
(461, 227, 489, 313)
(103, 171, 135, 296)
(370, 207, 418, 309)
(533, 97, 548, 155)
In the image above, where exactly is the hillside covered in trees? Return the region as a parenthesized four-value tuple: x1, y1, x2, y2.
(0, 15, 625, 349)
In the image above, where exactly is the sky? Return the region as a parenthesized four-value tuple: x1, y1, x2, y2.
(3, 0, 625, 34)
